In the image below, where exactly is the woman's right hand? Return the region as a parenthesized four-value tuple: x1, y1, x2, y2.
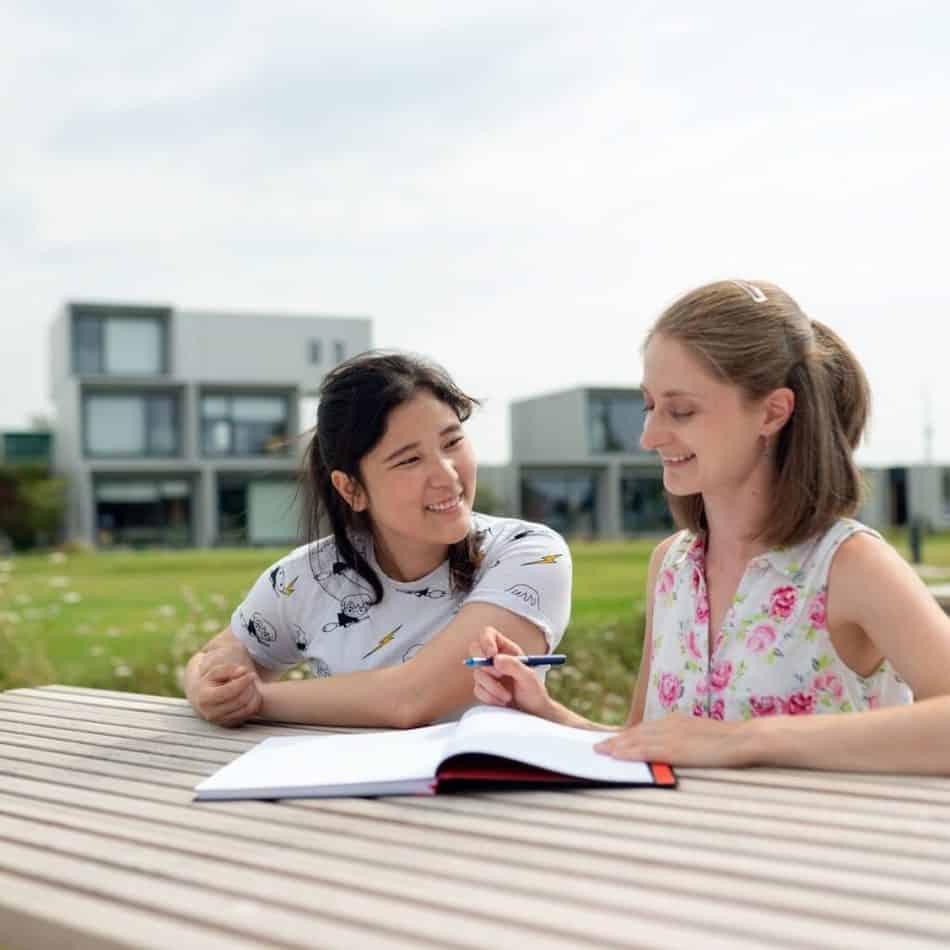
(191, 658, 263, 727)
(469, 626, 557, 721)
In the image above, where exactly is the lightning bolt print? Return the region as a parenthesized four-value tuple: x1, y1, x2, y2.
(520, 554, 563, 566)
(362, 625, 403, 660)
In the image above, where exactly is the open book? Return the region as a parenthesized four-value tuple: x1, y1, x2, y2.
(194, 705, 676, 801)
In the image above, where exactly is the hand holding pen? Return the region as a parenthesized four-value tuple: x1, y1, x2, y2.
(467, 625, 562, 721)
(465, 654, 566, 668)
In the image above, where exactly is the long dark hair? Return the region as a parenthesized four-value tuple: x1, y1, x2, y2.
(646, 280, 870, 547)
(301, 350, 482, 602)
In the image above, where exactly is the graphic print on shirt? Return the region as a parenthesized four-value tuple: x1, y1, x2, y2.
(396, 587, 447, 600)
(269, 565, 298, 597)
(240, 610, 277, 647)
(291, 624, 333, 678)
(506, 584, 541, 610)
(402, 642, 424, 662)
(312, 552, 375, 633)
(520, 553, 563, 567)
(362, 625, 403, 660)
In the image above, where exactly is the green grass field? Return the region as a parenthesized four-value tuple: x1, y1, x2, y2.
(2, 530, 949, 725)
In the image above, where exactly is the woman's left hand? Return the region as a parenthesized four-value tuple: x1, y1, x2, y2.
(595, 713, 760, 768)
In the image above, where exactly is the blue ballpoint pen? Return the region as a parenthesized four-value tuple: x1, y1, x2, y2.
(464, 654, 567, 668)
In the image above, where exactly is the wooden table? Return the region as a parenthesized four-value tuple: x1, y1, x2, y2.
(1, 686, 949, 950)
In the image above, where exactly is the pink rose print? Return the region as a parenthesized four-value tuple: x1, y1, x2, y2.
(746, 623, 777, 654)
(687, 537, 704, 565)
(713, 631, 725, 654)
(687, 629, 703, 660)
(709, 698, 725, 720)
(691, 567, 701, 593)
(658, 569, 675, 595)
(749, 695, 786, 717)
(813, 672, 844, 700)
(809, 592, 827, 629)
(657, 672, 684, 709)
(786, 691, 816, 715)
(709, 660, 733, 692)
(695, 676, 709, 696)
(692, 700, 705, 718)
(867, 695, 879, 710)
(695, 592, 710, 624)
(769, 585, 797, 620)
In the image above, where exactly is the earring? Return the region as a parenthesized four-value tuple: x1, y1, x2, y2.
(760, 435, 771, 458)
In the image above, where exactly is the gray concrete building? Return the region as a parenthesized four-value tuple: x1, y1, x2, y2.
(508, 386, 669, 539)
(49, 301, 371, 547)
(859, 464, 950, 532)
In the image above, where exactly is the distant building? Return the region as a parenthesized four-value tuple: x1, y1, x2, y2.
(49, 301, 371, 547)
(507, 386, 670, 539)
(860, 464, 950, 532)
(0, 431, 53, 469)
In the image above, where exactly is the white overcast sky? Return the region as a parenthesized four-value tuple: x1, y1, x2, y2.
(3, 1, 948, 465)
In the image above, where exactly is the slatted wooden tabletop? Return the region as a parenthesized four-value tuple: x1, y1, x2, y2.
(1, 686, 949, 950)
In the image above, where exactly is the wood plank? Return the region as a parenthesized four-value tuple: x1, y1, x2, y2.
(0, 803, 939, 949)
(0, 719, 241, 765)
(675, 767, 950, 804)
(0, 868, 272, 950)
(0, 837, 442, 950)
(2, 788, 950, 944)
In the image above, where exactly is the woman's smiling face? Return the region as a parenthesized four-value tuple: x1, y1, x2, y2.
(640, 333, 767, 498)
(341, 389, 477, 571)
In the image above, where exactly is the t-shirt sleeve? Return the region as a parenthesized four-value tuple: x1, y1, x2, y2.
(230, 560, 306, 672)
(463, 525, 572, 650)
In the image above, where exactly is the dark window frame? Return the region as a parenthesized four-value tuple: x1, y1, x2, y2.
(70, 306, 171, 377)
(82, 390, 182, 459)
(200, 392, 292, 458)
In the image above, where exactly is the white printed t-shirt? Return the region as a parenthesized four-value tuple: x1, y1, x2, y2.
(230, 513, 572, 678)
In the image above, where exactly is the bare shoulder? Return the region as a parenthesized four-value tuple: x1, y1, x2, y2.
(829, 529, 910, 586)
(828, 528, 932, 621)
(648, 532, 680, 575)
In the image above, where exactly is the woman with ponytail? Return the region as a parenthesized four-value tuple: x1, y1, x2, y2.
(186, 351, 571, 727)
(473, 280, 950, 773)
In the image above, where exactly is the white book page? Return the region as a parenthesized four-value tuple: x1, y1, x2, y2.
(443, 705, 653, 784)
(195, 721, 456, 799)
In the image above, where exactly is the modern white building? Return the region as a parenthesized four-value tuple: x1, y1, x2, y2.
(506, 386, 670, 539)
(49, 301, 371, 547)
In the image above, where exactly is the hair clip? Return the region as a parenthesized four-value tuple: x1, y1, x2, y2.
(730, 280, 767, 303)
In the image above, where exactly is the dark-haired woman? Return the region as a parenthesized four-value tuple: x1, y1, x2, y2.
(473, 280, 950, 773)
(185, 352, 571, 728)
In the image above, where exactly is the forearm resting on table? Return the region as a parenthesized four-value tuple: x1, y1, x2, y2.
(748, 697, 950, 774)
(258, 665, 450, 729)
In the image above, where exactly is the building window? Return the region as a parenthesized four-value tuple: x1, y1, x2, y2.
(83, 392, 180, 457)
(71, 305, 169, 376)
(95, 478, 192, 547)
(588, 393, 646, 454)
(621, 473, 672, 534)
(309, 340, 323, 365)
(217, 476, 298, 545)
(333, 340, 345, 364)
(521, 471, 598, 537)
(201, 393, 290, 456)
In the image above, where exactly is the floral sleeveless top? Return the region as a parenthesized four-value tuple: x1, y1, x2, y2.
(643, 518, 912, 721)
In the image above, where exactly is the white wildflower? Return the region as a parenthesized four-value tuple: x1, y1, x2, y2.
(62, 592, 81, 604)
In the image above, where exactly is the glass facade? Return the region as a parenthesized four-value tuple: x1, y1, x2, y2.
(200, 393, 290, 457)
(620, 472, 672, 534)
(71, 307, 168, 376)
(521, 471, 598, 537)
(587, 393, 647, 454)
(84, 392, 180, 457)
(94, 479, 192, 546)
